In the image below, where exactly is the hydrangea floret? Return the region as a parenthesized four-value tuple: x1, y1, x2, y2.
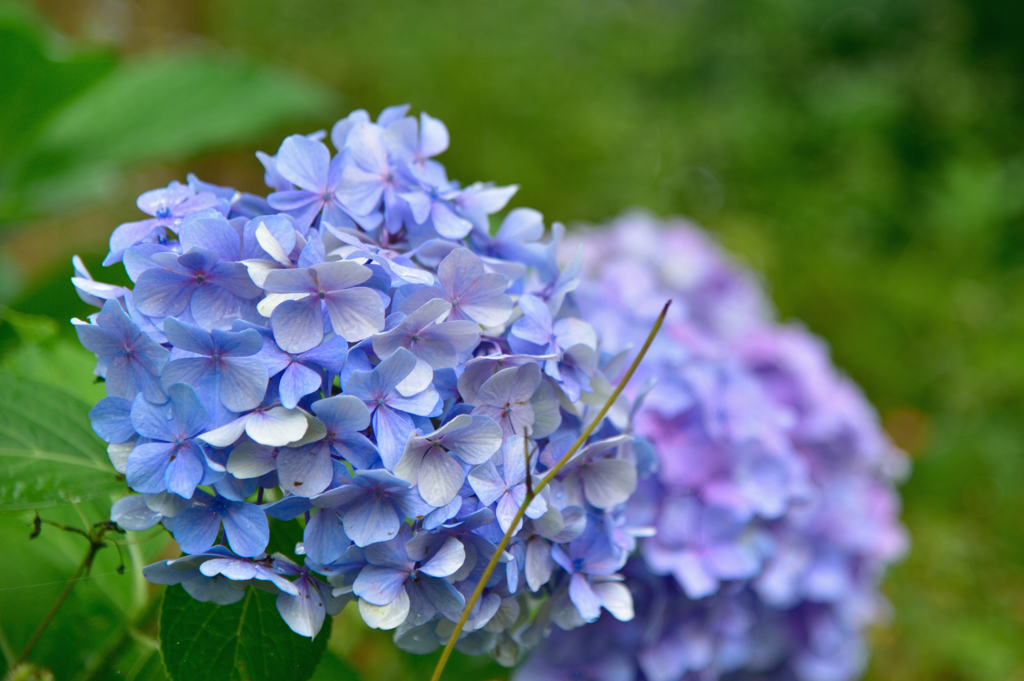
(516, 212, 909, 681)
(73, 106, 651, 665)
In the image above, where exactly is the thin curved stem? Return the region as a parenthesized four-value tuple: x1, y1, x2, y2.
(430, 300, 670, 681)
(13, 547, 95, 667)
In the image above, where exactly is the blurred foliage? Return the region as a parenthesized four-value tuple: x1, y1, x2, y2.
(1, 0, 1022, 679)
(0, 2, 336, 226)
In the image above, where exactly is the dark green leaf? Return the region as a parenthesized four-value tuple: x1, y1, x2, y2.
(264, 516, 305, 561)
(160, 585, 330, 681)
(0, 370, 121, 511)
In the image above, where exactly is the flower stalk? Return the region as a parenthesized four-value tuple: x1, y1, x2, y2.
(429, 300, 671, 681)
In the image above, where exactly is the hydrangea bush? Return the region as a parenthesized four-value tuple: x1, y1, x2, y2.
(72, 106, 651, 662)
(516, 213, 909, 681)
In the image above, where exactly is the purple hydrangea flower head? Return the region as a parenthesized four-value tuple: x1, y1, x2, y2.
(105, 181, 220, 265)
(520, 213, 907, 681)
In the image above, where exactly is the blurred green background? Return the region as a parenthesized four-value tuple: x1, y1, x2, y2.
(1, 0, 1022, 679)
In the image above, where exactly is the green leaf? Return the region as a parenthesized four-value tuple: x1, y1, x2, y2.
(0, 3, 116, 160)
(0, 371, 121, 511)
(5, 51, 336, 222)
(0, 502, 171, 680)
(160, 585, 330, 681)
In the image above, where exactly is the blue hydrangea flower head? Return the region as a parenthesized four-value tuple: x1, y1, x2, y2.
(74, 107, 652, 652)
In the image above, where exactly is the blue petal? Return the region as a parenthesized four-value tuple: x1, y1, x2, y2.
(312, 394, 371, 432)
(219, 357, 269, 412)
(221, 502, 269, 558)
(211, 327, 264, 357)
(353, 565, 409, 606)
(276, 135, 330, 192)
(170, 506, 222, 554)
(126, 442, 174, 494)
(166, 383, 211, 439)
(111, 495, 162, 531)
(277, 577, 326, 639)
(304, 507, 350, 565)
(89, 397, 135, 443)
(343, 496, 401, 547)
(297, 335, 349, 374)
(278, 362, 323, 409)
(372, 406, 415, 471)
(271, 297, 324, 354)
(134, 268, 195, 318)
(164, 443, 205, 498)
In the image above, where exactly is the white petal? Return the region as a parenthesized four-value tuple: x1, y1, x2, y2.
(592, 579, 634, 621)
(258, 292, 310, 317)
(246, 407, 309, 446)
(198, 416, 249, 448)
(359, 591, 410, 630)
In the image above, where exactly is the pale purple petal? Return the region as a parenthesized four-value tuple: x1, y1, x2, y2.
(226, 441, 278, 479)
(582, 459, 638, 509)
(277, 577, 326, 639)
(276, 135, 330, 192)
(591, 579, 634, 621)
(442, 414, 503, 465)
(373, 406, 415, 470)
(354, 566, 409, 605)
(569, 572, 602, 622)
(271, 297, 324, 354)
(111, 495, 163, 531)
(219, 357, 270, 412)
(263, 267, 319, 294)
(134, 268, 195, 317)
(467, 460, 505, 507)
(324, 287, 385, 342)
(417, 576, 465, 614)
(343, 496, 401, 547)
(358, 590, 409, 630)
(245, 407, 309, 446)
(418, 536, 465, 578)
(276, 445, 333, 497)
(417, 448, 466, 508)
(279, 362, 324, 409)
